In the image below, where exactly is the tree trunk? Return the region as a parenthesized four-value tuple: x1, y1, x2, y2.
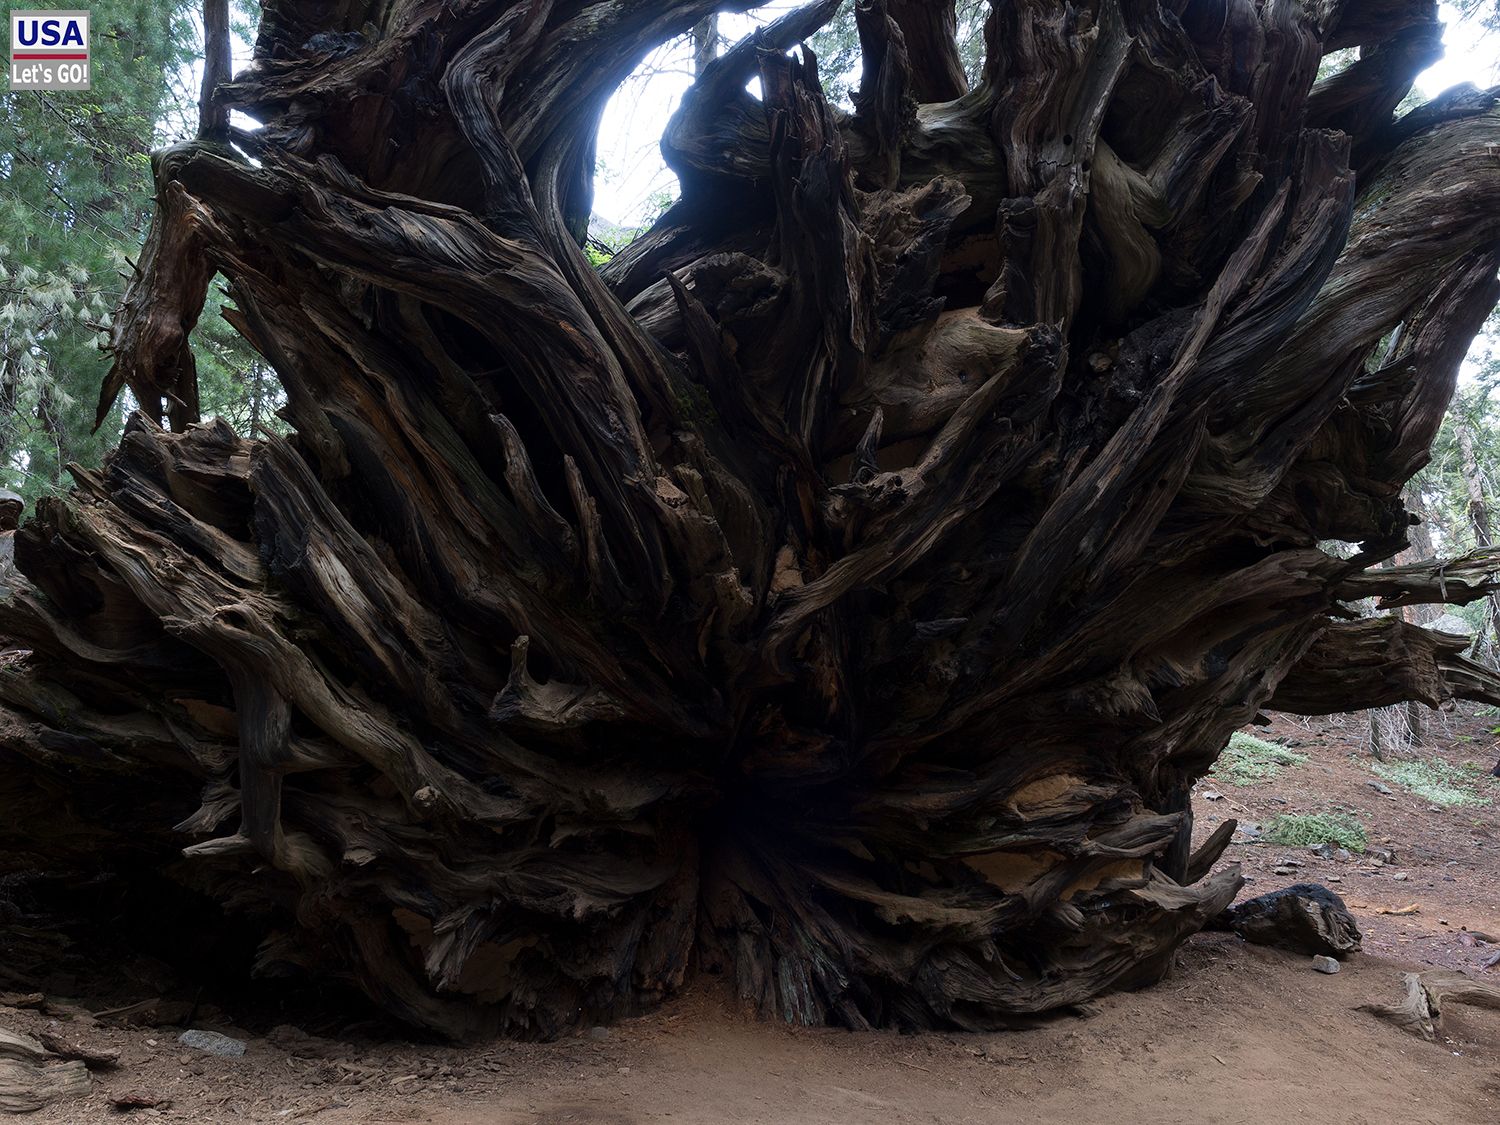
(0, 346, 19, 471)
(1457, 418, 1500, 661)
(1369, 484, 1438, 757)
(34, 358, 74, 490)
(4, 0, 1500, 1039)
(1399, 487, 1437, 744)
(200, 0, 232, 140)
(242, 356, 271, 441)
(691, 14, 718, 78)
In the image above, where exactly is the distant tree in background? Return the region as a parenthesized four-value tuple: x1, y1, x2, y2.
(1355, 303, 1500, 758)
(0, 0, 270, 504)
(1407, 315, 1500, 649)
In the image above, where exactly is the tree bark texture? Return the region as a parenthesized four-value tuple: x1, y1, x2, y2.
(1456, 417, 1500, 661)
(4, 0, 1500, 1039)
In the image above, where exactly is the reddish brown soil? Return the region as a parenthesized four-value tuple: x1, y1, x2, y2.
(1200, 709, 1500, 975)
(4, 710, 1498, 1124)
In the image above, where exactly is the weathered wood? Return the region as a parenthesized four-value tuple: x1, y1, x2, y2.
(1338, 545, 1500, 609)
(0, 1028, 90, 1114)
(888, 0, 968, 103)
(1183, 819, 1238, 888)
(34, 1032, 119, 1071)
(4, 0, 1500, 1039)
(1362, 969, 1500, 1041)
(1267, 617, 1500, 715)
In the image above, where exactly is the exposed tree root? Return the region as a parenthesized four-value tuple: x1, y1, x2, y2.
(3, 0, 1500, 1039)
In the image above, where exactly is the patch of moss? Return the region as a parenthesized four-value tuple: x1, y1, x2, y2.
(1211, 732, 1308, 785)
(1371, 757, 1496, 808)
(1263, 812, 1367, 852)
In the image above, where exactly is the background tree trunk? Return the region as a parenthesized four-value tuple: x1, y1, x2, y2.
(1399, 487, 1439, 744)
(1457, 417, 1500, 660)
(691, 14, 718, 78)
(2, 0, 1500, 1039)
(199, 0, 232, 140)
(1369, 484, 1439, 758)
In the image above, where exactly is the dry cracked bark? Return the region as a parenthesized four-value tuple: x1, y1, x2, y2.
(3, 0, 1500, 1038)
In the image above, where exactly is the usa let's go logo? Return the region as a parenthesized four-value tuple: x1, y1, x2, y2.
(9, 10, 90, 91)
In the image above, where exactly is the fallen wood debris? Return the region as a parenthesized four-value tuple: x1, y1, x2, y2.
(1360, 969, 1500, 1040)
(0, 1027, 90, 1114)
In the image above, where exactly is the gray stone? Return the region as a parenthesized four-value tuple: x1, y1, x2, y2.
(177, 1030, 246, 1058)
(1312, 843, 1353, 861)
(1311, 955, 1340, 974)
(1366, 781, 1393, 795)
(1367, 845, 1398, 864)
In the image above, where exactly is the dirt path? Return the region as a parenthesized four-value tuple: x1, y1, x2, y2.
(415, 938, 1499, 1125)
(1198, 711, 1500, 975)
(7, 936, 1497, 1124)
(6, 712, 1500, 1124)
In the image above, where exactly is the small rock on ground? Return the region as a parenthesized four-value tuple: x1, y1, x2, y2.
(1311, 956, 1340, 974)
(1310, 843, 1353, 861)
(178, 1029, 246, 1058)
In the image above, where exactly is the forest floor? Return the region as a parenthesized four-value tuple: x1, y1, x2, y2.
(4, 711, 1499, 1124)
